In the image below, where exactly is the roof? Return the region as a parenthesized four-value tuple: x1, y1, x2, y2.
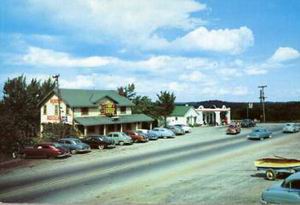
(170, 106, 194, 117)
(40, 88, 134, 108)
(74, 114, 153, 126)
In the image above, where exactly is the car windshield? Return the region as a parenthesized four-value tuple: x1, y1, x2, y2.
(73, 139, 82, 144)
(52, 143, 63, 148)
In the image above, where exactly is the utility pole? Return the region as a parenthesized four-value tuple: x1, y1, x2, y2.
(52, 74, 61, 123)
(258, 85, 267, 123)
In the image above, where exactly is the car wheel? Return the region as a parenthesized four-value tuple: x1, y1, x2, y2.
(71, 150, 77, 154)
(98, 145, 105, 150)
(260, 137, 264, 141)
(269, 135, 272, 138)
(22, 153, 27, 159)
(119, 141, 124, 146)
(265, 170, 276, 180)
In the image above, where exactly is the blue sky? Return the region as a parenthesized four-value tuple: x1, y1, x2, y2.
(1, 0, 300, 102)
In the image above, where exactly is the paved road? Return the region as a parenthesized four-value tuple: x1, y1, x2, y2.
(1, 123, 298, 204)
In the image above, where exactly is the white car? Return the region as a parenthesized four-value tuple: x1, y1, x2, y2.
(174, 124, 192, 133)
(283, 123, 300, 133)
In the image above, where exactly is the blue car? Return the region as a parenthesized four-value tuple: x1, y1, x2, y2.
(152, 127, 175, 138)
(261, 172, 300, 204)
(247, 128, 272, 140)
(136, 130, 159, 140)
(58, 137, 91, 154)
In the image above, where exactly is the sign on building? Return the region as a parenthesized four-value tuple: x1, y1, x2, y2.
(101, 101, 116, 117)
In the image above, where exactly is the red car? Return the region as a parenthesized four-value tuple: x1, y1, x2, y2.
(20, 143, 71, 159)
(123, 130, 148, 143)
(226, 123, 241, 135)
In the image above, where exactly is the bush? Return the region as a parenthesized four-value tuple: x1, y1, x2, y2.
(42, 123, 80, 141)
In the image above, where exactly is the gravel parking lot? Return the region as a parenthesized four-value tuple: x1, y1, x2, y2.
(1, 123, 299, 204)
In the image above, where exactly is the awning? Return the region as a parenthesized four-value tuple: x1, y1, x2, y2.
(75, 114, 154, 126)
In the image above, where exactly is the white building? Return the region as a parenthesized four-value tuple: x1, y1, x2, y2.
(167, 106, 201, 126)
(196, 105, 231, 126)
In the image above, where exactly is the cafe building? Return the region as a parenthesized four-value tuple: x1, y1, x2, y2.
(39, 88, 154, 136)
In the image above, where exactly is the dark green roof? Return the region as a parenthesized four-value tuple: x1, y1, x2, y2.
(75, 114, 153, 126)
(170, 106, 194, 117)
(47, 88, 134, 108)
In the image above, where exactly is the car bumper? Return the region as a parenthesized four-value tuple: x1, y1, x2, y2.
(56, 152, 72, 158)
(77, 148, 91, 153)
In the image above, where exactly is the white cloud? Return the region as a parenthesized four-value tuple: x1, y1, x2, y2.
(179, 71, 206, 82)
(174, 26, 254, 54)
(244, 67, 267, 75)
(269, 47, 300, 62)
(26, 0, 206, 48)
(22, 47, 116, 67)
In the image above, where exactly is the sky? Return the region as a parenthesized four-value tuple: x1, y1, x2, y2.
(0, 0, 300, 102)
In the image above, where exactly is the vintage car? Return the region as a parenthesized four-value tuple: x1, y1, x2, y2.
(226, 123, 241, 135)
(20, 143, 71, 159)
(152, 127, 175, 138)
(106, 132, 133, 145)
(81, 135, 116, 149)
(283, 123, 300, 133)
(173, 124, 192, 133)
(123, 130, 148, 143)
(241, 119, 256, 128)
(58, 138, 91, 154)
(247, 128, 272, 140)
(166, 125, 185, 135)
(261, 172, 300, 204)
(136, 129, 159, 140)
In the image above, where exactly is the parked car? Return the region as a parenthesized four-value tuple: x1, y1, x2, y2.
(226, 123, 241, 135)
(166, 125, 185, 135)
(247, 128, 272, 140)
(58, 137, 91, 154)
(137, 129, 159, 140)
(81, 135, 116, 149)
(241, 119, 256, 128)
(152, 127, 175, 138)
(174, 124, 192, 133)
(283, 123, 300, 133)
(20, 143, 71, 159)
(106, 132, 133, 145)
(261, 172, 300, 204)
(123, 130, 148, 143)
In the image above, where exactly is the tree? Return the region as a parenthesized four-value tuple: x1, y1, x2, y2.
(117, 83, 136, 100)
(0, 75, 55, 156)
(155, 91, 176, 127)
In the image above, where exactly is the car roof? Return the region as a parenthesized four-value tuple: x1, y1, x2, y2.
(287, 172, 300, 181)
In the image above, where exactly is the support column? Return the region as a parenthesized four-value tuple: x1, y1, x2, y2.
(103, 125, 107, 135)
(84, 126, 87, 136)
(226, 110, 231, 124)
(120, 124, 123, 132)
(150, 122, 153, 130)
(215, 111, 221, 126)
(135, 123, 138, 130)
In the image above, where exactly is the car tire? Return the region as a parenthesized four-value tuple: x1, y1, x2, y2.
(98, 145, 105, 150)
(265, 170, 276, 180)
(22, 153, 27, 159)
(260, 137, 264, 141)
(269, 135, 272, 138)
(119, 141, 124, 146)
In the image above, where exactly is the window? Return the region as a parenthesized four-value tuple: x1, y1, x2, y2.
(291, 180, 300, 190)
(43, 105, 47, 115)
(54, 105, 59, 115)
(120, 106, 126, 114)
(81, 107, 89, 116)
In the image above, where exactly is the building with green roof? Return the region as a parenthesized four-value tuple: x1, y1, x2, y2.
(167, 105, 200, 126)
(40, 88, 154, 136)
